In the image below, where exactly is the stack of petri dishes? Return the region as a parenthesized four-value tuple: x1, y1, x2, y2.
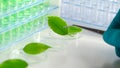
(61, 0, 120, 31)
(0, 0, 58, 51)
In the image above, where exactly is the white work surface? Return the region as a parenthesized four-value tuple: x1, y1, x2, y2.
(29, 28, 120, 68)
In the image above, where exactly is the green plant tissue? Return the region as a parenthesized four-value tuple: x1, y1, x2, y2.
(68, 26, 82, 35)
(48, 16, 68, 35)
(23, 43, 51, 55)
(0, 59, 28, 68)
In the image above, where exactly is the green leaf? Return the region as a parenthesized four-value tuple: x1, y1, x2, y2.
(0, 64, 2, 68)
(68, 26, 82, 35)
(23, 43, 51, 55)
(0, 59, 28, 68)
(48, 16, 68, 35)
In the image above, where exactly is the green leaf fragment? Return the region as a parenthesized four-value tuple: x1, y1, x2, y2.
(48, 16, 68, 35)
(0, 64, 2, 68)
(68, 26, 82, 35)
(0, 59, 28, 68)
(23, 43, 51, 55)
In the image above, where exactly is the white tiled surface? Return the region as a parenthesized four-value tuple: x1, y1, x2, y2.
(29, 28, 120, 68)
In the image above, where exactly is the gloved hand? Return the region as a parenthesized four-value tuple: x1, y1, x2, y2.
(103, 9, 120, 57)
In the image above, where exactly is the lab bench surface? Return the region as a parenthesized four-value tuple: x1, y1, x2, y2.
(29, 28, 119, 68)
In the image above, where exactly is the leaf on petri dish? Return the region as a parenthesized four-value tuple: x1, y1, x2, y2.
(0, 59, 28, 68)
(68, 25, 82, 35)
(48, 16, 68, 35)
(23, 43, 51, 55)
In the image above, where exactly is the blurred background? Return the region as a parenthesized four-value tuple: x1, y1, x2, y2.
(0, 0, 120, 68)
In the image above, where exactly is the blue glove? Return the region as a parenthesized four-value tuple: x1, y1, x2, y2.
(103, 9, 120, 57)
